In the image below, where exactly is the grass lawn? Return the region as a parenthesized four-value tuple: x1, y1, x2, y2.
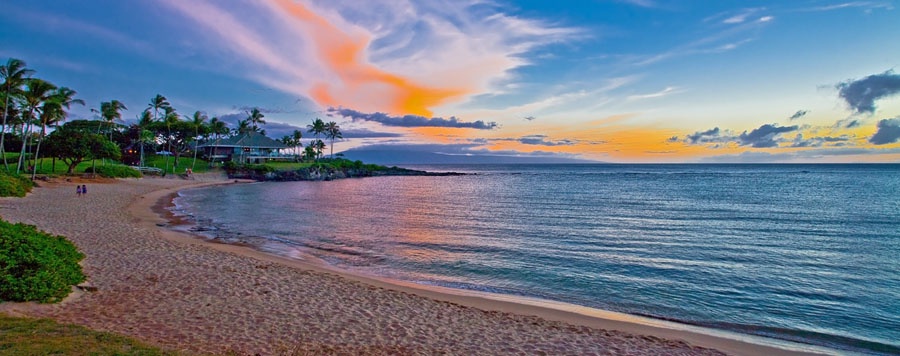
(0, 315, 176, 355)
(4, 154, 219, 176)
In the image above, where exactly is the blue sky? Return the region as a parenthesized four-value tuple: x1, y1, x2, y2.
(2, 0, 899, 163)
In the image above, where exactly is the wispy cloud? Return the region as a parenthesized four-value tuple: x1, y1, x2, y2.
(802, 1, 894, 12)
(634, 14, 773, 66)
(627, 86, 683, 101)
(788, 110, 809, 120)
(160, 0, 579, 117)
(617, 0, 658, 8)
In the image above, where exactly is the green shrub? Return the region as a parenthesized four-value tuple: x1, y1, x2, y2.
(0, 172, 34, 197)
(0, 221, 86, 303)
(247, 164, 274, 174)
(83, 165, 143, 178)
(222, 161, 238, 172)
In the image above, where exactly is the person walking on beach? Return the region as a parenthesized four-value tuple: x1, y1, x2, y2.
(76, 185, 82, 196)
(82, 184, 87, 196)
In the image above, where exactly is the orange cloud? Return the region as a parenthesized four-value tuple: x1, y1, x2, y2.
(273, 0, 465, 116)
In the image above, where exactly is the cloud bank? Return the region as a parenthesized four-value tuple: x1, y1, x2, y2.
(681, 124, 800, 148)
(327, 107, 498, 130)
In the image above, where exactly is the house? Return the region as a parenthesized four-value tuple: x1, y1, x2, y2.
(198, 131, 290, 164)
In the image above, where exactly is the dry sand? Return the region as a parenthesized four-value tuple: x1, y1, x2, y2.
(0, 177, 826, 355)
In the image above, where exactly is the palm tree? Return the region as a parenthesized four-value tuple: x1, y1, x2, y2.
(324, 121, 342, 158)
(162, 106, 179, 173)
(100, 100, 127, 140)
(147, 94, 172, 172)
(246, 107, 265, 131)
(303, 145, 317, 162)
(190, 111, 208, 171)
(17, 78, 56, 174)
(136, 109, 153, 167)
(291, 129, 303, 160)
(1, 58, 34, 171)
(208, 117, 227, 165)
(147, 94, 170, 121)
(235, 119, 251, 135)
(307, 117, 325, 141)
(307, 118, 325, 161)
(314, 139, 326, 160)
(32, 87, 83, 179)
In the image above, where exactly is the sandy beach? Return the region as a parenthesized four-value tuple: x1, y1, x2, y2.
(0, 177, 824, 355)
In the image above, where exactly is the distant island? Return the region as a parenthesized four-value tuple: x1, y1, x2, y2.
(223, 158, 468, 181)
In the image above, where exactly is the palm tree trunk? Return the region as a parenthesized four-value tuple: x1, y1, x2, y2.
(191, 131, 199, 171)
(16, 112, 33, 174)
(31, 125, 46, 180)
(1, 83, 10, 172)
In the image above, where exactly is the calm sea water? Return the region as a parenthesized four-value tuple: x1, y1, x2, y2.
(173, 164, 900, 354)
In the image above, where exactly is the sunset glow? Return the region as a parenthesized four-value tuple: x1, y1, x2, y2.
(3, 0, 899, 163)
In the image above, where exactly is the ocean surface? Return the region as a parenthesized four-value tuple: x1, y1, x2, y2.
(172, 164, 900, 354)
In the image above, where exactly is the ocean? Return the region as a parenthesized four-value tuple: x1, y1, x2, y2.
(172, 164, 900, 354)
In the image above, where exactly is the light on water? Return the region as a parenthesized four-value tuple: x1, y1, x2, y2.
(174, 164, 900, 355)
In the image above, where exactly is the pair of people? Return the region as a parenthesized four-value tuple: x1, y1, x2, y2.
(76, 184, 87, 196)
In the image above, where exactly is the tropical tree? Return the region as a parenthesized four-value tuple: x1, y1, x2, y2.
(99, 100, 127, 140)
(235, 119, 251, 135)
(32, 87, 83, 179)
(279, 135, 294, 153)
(161, 106, 179, 173)
(314, 139, 326, 160)
(208, 116, 227, 165)
(0, 58, 34, 171)
(135, 109, 154, 166)
(291, 129, 303, 161)
(246, 107, 265, 131)
(307, 117, 325, 141)
(147, 94, 174, 172)
(147, 94, 170, 122)
(45, 123, 120, 174)
(324, 121, 342, 158)
(303, 145, 317, 162)
(189, 111, 208, 170)
(17, 78, 56, 174)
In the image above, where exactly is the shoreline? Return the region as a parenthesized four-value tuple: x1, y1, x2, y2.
(1, 178, 832, 355)
(157, 182, 832, 356)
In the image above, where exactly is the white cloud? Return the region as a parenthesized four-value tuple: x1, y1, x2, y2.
(158, 0, 580, 114)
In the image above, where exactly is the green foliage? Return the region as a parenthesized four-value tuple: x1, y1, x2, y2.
(247, 164, 274, 174)
(317, 158, 385, 171)
(45, 122, 121, 174)
(222, 160, 238, 171)
(83, 164, 142, 178)
(0, 220, 85, 303)
(0, 315, 176, 355)
(0, 171, 33, 197)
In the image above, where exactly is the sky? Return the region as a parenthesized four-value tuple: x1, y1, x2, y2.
(2, 0, 900, 163)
